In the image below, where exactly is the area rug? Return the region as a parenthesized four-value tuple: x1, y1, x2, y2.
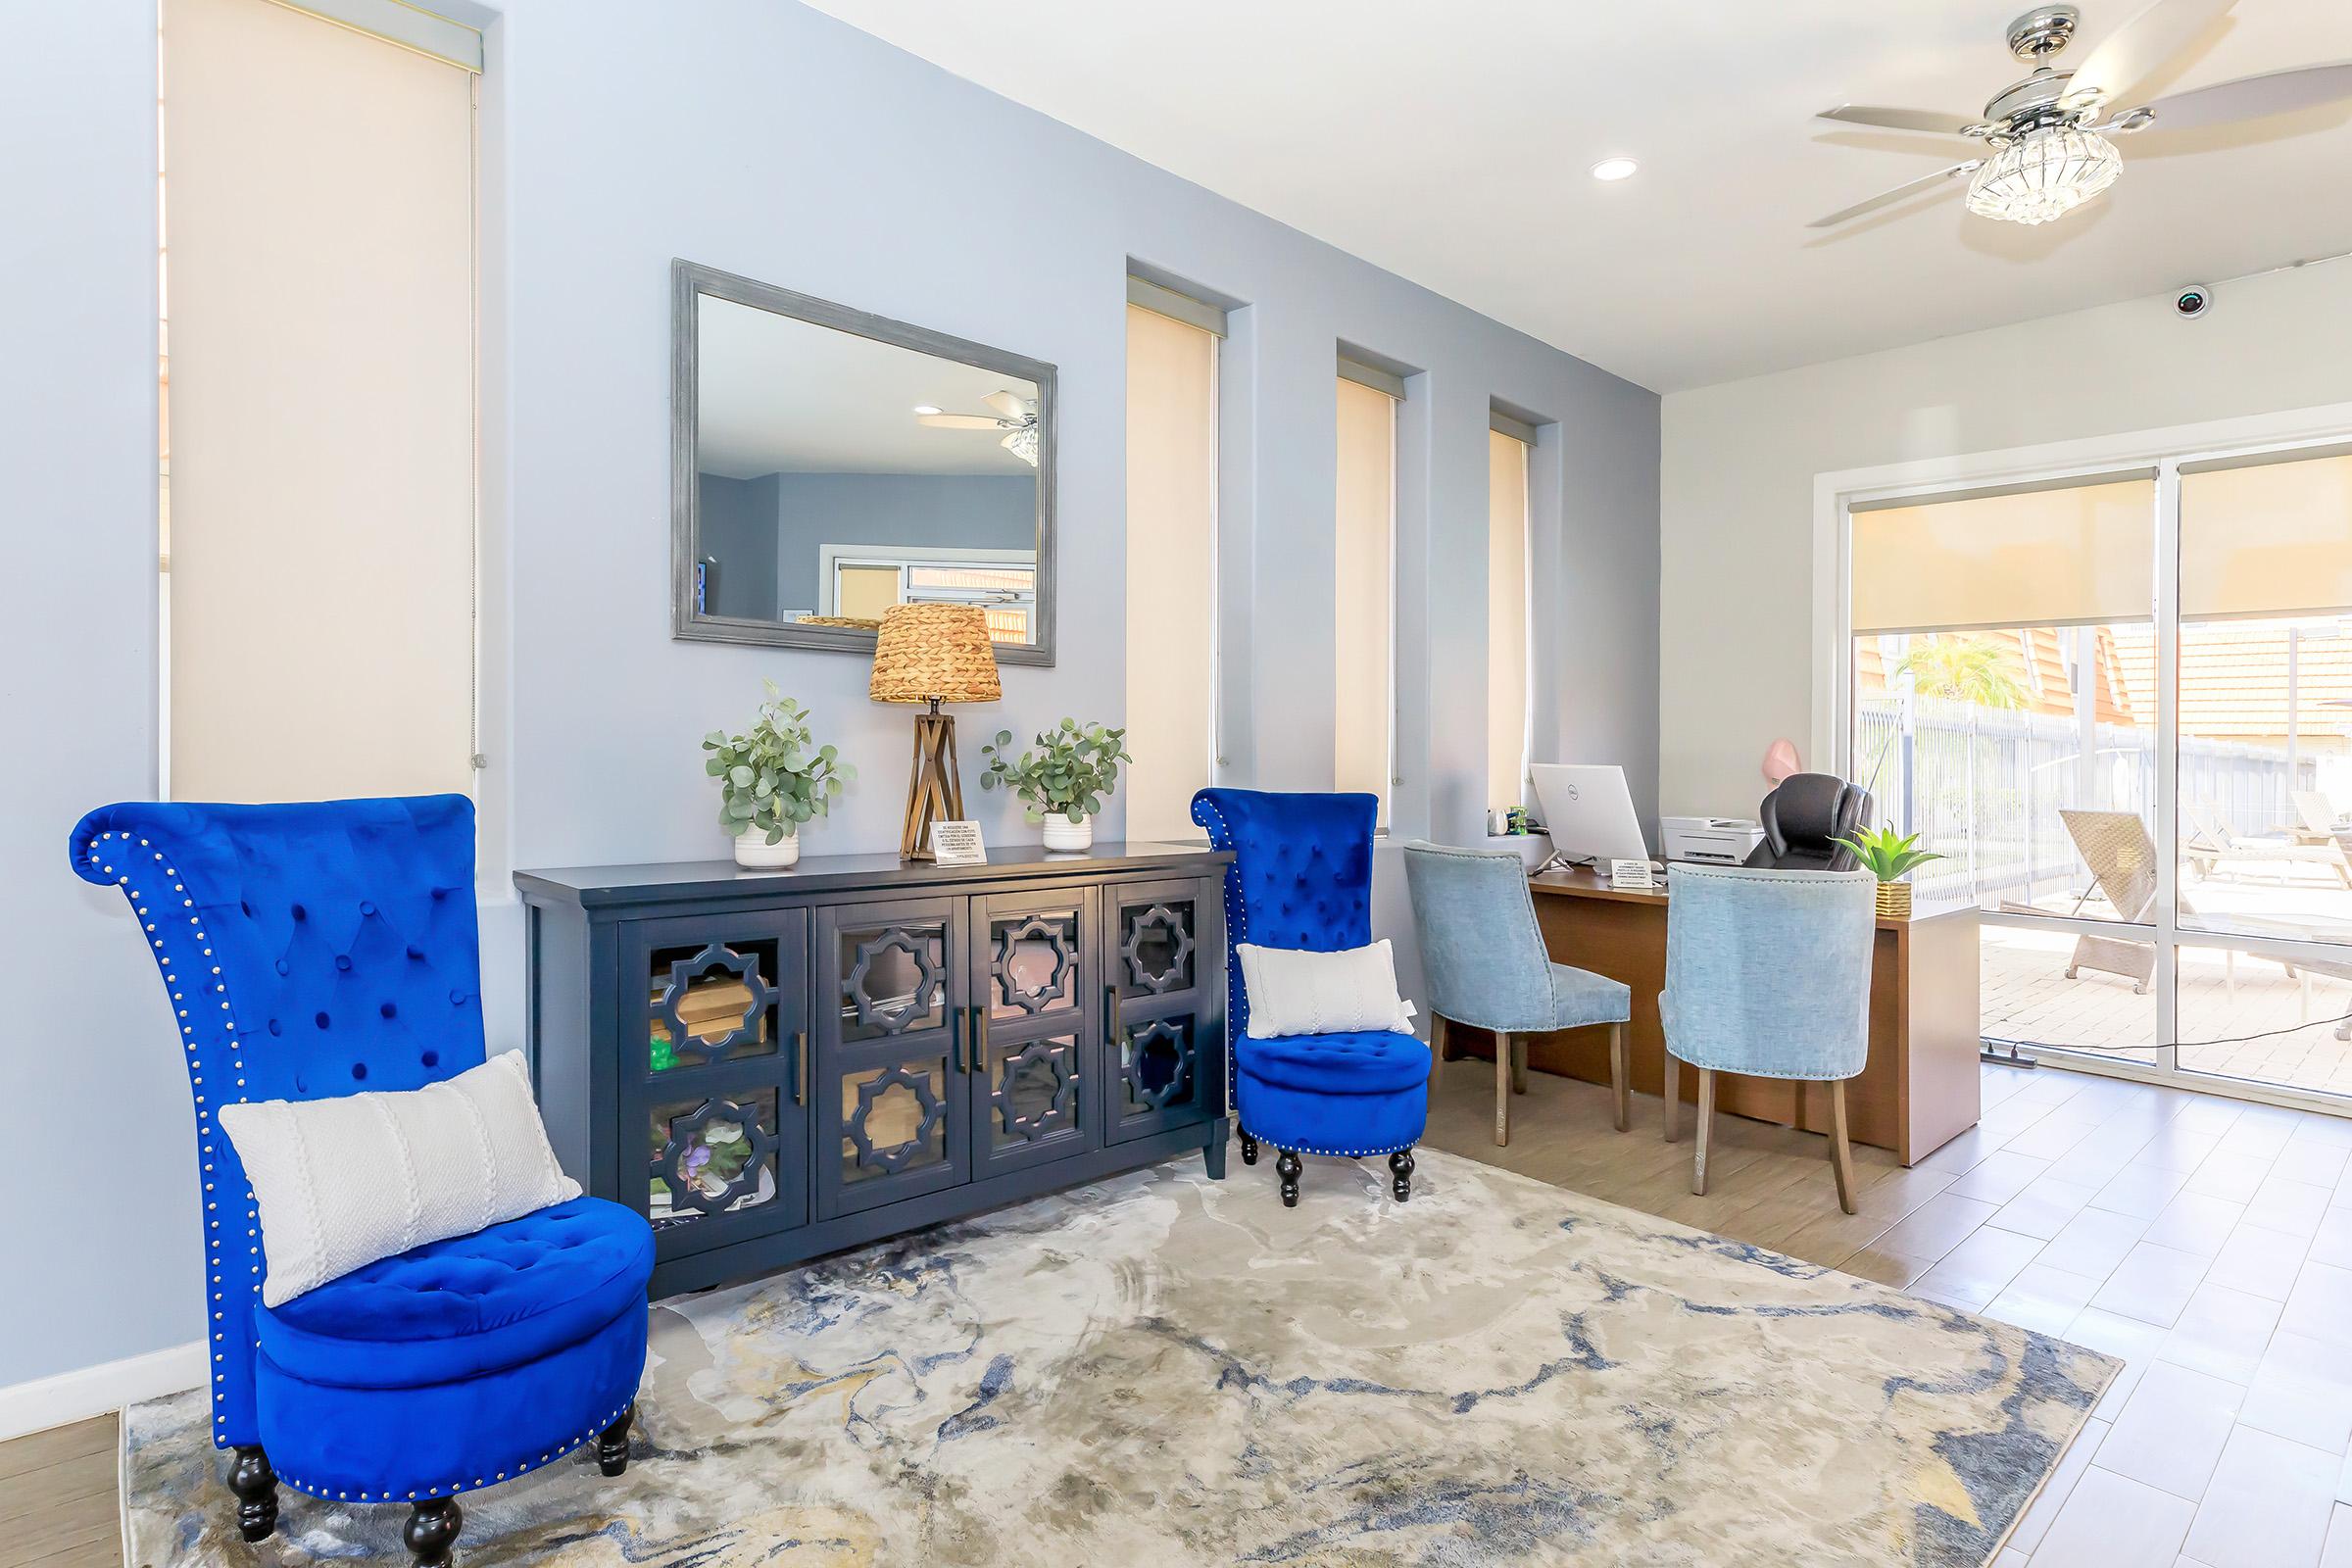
(123, 1147, 2113, 1566)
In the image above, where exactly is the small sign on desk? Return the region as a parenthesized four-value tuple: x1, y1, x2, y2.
(1608, 858, 1656, 891)
(929, 820, 988, 865)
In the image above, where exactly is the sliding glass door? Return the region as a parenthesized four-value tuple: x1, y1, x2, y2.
(1847, 444, 2352, 1102)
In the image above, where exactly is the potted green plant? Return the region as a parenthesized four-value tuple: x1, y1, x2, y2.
(703, 681, 854, 869)
(979, 718, 1133, 852)
(1834, 825, 1942, 919)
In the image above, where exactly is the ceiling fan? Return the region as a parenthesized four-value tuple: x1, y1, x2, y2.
(1811, 0, 2352, 228)
(914, 389, 1040, 466)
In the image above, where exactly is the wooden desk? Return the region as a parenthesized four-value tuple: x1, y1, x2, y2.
(1451, 869, 1981, 1166)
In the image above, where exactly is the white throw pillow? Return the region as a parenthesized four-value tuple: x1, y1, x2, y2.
(1237, 940, 1418, 1039)
(219, 1050, 582, 1306)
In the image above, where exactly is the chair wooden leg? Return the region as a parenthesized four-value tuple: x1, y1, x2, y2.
(1493, 1032, 1512, 1146)
(1829, 1078, 1858, 1215)
(1662, 1048, 1681, 1143)
(226, 1446, 277, 1544)
(598, 1401, 635, 1477)
(1430, 1015, 1449, 1087)
(1608, 1021, 1630, 1133)
(1692, 1068, 1717, 1195)
(405, 1499, 463, 1568)
(1509, 1036, 1529, 1096)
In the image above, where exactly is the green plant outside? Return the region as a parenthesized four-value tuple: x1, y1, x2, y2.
(979, 718, 1132, 824)
(703, 679, 856, 846)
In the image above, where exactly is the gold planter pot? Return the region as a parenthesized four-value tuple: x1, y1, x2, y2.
(1875, 880, 1912, 920)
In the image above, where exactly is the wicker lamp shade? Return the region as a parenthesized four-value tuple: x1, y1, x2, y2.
(869, 604, 1002, 706)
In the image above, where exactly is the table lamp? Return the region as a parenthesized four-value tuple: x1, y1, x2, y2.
(870, 603, 1002, 859)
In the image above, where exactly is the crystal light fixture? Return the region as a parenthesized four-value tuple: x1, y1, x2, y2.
(1965, 124, 2122, 225)
(1000, 424, 1039, 467)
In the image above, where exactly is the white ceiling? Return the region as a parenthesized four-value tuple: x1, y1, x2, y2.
(806, 0, 2352, 392)
(696, 295, 1039, 478)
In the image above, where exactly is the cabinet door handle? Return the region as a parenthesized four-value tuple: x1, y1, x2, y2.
(950, 1005, 964, 1074)
(1104, 985, 1120, 1050)
(791, 1029, 808, 1105)
(969, 1004, 987, 1075)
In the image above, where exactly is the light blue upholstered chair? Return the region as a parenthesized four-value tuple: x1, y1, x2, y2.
(1401, 842, 1633, 1146)
(1660, 863, 1877, 1214)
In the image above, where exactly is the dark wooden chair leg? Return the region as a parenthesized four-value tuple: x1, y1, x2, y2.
(1662, 1049, 1681, 1143)
(1829, 1078, 1858, 1215)
(1239, 1130, 1259, 1165)
(226, 1446, 277, 1544)
(1430, 1015, 1449, 1087)
(405, 1498, 463, 1568)
(1509, 1036, 1529, 1096)
(598, 1402, 636, 1477)
(1389, 1148, 1414, 1201)
(1276, 1149, 1302, 1207)
(1609, 1020, 1630, 1133)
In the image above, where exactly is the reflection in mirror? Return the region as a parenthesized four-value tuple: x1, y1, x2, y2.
(673, 263, 1054, 662)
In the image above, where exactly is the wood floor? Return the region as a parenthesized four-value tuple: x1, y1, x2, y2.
(0, 1415, 117, 1568)
(17, 1057, 2352, 1567)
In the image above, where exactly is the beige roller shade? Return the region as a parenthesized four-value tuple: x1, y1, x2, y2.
(1335, 375, 1396, 827)
(1488, 429, 1530, 814)
(2180, 452, 2352, 621)
(165, 0, 474, 802)
(1123, 302, 1219, 842)
(1850, 477, 2156, 635)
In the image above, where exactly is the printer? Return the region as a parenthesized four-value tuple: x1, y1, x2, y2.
(1661, 815, 1766, 866)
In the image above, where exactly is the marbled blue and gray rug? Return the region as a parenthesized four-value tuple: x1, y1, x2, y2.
(123, 1147, 2112, 1566)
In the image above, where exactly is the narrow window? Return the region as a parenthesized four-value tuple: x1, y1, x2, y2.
(1335, 363, 1399, 828)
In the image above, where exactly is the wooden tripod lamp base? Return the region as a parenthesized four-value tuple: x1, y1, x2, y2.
(900, 703, 965, 860)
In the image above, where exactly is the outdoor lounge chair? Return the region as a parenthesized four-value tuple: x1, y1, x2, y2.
(2295, 791, 2352, 854)
(2181, 800, 2352, 889)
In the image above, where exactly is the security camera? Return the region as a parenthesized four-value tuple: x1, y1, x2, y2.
(2173, 283, 2215, 320)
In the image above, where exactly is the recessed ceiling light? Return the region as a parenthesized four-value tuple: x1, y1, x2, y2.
(912, 404, 942, 416)
(1590, 158, 1639, 182)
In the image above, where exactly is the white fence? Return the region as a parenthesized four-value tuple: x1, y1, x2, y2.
(1855, 697, 2316, 909)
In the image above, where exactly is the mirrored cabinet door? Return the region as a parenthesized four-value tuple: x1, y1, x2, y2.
(967, 889, 1101, 1179)
(1102, 879, 1224, 1145)
(813, 897, 972, 1218)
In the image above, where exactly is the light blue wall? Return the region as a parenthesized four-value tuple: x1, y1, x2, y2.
(695, 473, 781, 620)
(0, 0, 1659, 1398)
(768, 472, 1037, 612)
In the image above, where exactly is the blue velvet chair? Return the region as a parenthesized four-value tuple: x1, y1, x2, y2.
(1400, 841, 1634, 1145)
(1191, 789, 1431, 1207)
(70, 796, 654, 1567)
(1659, 863, 1877, 1214)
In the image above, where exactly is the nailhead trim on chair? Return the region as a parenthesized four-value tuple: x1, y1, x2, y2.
(275, 1400, 633, 1500)
(1194, 800, 1414, 1162)
(85, 829, 255, 1443)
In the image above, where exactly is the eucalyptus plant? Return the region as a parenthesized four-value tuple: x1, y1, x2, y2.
(1834, 824, 1942, 884)
(979, 718, 1132, 823)
(703, 681, 854, 845)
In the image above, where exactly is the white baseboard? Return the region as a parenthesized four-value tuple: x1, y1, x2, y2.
(0, 1342, 205, 1443)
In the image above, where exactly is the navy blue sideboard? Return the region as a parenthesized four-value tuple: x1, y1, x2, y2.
(515, 843, 1230, 1296)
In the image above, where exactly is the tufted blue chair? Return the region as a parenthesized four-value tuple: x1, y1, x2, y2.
(70, 796, 653, 1568)
(1659, 863, 1877, 1215)
(1400, 841, 1634, 1145)
(1191, 789, 1431, 1207)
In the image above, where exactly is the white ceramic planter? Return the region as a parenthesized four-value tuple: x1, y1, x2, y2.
(733, 823, 800, 869)
(1041, 812, 1093, 853)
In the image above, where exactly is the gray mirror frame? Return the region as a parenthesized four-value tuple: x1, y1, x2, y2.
(669, 259, 1057, 666)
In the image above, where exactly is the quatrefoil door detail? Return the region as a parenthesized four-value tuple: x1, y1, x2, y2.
(993, 1038, 1077, 1142)
(844, 927, 942, 1036)
(655, 1095, 777, 1217)
(1120, 905, 1195, 994)
(658, 943, 771, 1064)
(1124, 1018, 1194, 1111)
(992, 914, 1075, 1015)
(847, 1062, 950, 1174)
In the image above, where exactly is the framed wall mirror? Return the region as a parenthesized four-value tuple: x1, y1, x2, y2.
(671, 260, 1057, 665)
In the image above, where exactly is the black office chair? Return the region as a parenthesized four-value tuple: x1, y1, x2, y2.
(1744, 773, 1873, 872)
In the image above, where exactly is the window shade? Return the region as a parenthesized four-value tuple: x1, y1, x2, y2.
(165, 0, 474, 802)
(1334, 375, 1396, 827)
(1850, 477, 2155, 635)
(1488, 429, 1530, 814)
(2180, 452, 2352, 621)
(1123, 303, 1219, 842)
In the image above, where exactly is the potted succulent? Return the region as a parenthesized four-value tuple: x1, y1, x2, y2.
(979, 718, 1133, 852)
(703, 681, 854, 869)
(1835, 825, 1942, 919)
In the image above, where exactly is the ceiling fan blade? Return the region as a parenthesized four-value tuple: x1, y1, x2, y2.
(2068, 0, 2237, 107)
(1808, 162, 1982, 229)
(2111, 60, 2352, 133)
(980, 389, 1028, 420)
(916, 414, 1002, 430)
(1817, 104, 1981, 137)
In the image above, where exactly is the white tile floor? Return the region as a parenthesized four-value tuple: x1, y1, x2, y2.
(1944, 1064, 2352, 1566)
